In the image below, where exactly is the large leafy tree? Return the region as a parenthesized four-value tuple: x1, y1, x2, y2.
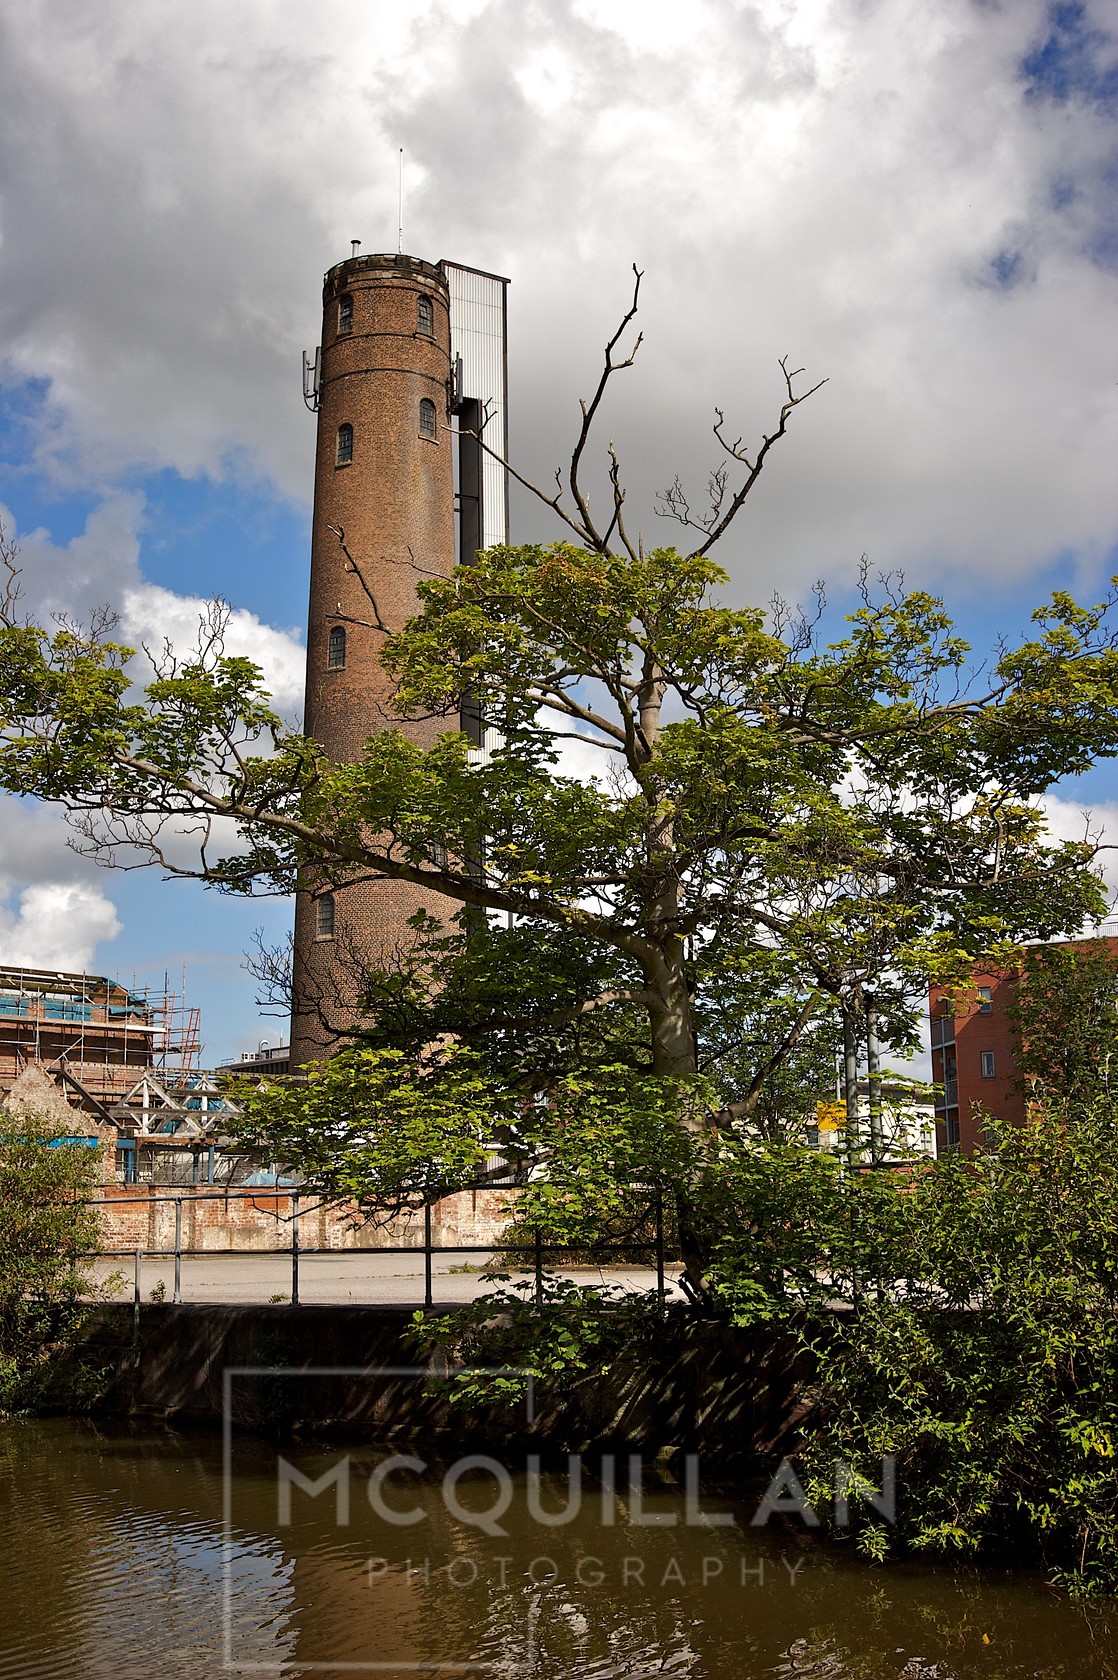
(2, 276, 1118, 1130)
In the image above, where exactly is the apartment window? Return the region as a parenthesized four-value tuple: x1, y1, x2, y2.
(315, 894, 335, 941)
(417, 295, 434, 334)
(419, 398, 437, 438)
(336, 423, 353, 465)
(944, 1112, 960, 1148)
(977, 986, 993, 1014)
(338, 294, 353, 334)
(327, 625, 346, 670)
(980, 1050, 996, 1078)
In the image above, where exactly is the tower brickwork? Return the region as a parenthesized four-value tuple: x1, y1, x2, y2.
(289, 253, 457, 1067)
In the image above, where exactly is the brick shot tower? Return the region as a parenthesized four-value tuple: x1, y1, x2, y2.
(289, 251, 509, 1067)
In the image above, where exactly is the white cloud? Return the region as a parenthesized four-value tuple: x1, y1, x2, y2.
(0, 882, 121, 972)
(1040, 793, 1118, 907)
(2, 499, 305, 719)
(3, 492, 144, 622)
(0, 801, 122, 971)
(547, 729, 617, 787)
(0, 0, 1111, 599)
(120, 583, 305, 720)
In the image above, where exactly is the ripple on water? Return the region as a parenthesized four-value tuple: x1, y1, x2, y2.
(1, 1419, 1114, 1679)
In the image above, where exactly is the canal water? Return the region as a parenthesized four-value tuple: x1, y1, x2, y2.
(1, 1418, 1114, 1678)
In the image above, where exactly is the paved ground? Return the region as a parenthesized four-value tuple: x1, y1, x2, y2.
(88, 1251, 683, 1307)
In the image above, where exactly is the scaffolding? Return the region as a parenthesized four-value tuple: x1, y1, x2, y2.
(0, 965, 203, 1111)
(144, 986, 203, 1087)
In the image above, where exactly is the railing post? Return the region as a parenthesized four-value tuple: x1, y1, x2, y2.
(291, 1192, 300, 1306)
(424, 1201, 433, 1308)
(655, 1191, 665, 1309)
(133, 1249, 142, 1365)
(534, 1226, 543, 1308)
(173, 1198, 183, 1304)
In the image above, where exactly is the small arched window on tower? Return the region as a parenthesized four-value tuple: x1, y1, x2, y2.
(418, 398, 437, 439)
(336, 423, 353, 465)
(337, 294, 353, 335)
(327, 624, 346, 670)
(417, 294, 434, 335)
(315, 893, 335, 941)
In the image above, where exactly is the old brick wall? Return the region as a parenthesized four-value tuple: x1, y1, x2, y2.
(92, 1182, 519, 1255)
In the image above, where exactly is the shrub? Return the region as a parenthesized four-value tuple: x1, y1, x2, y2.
(0, 1113, 104, 1414)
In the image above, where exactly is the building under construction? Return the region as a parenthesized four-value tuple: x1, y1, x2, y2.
(0, 966, 245, 1182)
(0, 966, 164, 1106)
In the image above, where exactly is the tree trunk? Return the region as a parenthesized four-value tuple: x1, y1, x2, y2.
(644, 944, 698, 1081)
(632, 667, 714, 1299)
(640, 941, 719, 1305)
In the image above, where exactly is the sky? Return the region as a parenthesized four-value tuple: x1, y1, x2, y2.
(0, 0, 1116, 1068)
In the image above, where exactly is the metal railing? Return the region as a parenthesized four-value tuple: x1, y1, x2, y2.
(83, 1184, 675, 1313)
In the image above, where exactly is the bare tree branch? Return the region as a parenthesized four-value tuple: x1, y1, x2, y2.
(567, 265, 644, 550)
(327, 523, 392, 633)
(713, 991, 828, 1125)
(656, 356, 827, 556)
(0, 520, 22, 624)
(458, 266, 645, 556)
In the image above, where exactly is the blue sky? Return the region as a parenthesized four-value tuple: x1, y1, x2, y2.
(0, 0, 1116, 1066)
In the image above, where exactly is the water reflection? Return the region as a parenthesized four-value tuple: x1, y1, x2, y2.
(0, 1419, 1113, 1678)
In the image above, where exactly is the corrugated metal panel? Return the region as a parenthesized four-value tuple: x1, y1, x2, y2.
(445, 264, 511, 777)
(445, 263, 509, 550)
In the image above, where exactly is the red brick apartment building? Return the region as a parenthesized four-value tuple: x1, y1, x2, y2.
(929, 935, 1118, 1153)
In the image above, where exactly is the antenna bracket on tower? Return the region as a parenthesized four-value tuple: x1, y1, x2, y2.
(302, 347, 321, 412)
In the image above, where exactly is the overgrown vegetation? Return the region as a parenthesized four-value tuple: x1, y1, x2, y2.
(400, 1095, 1118, 1597)
(236, 1041, 1118, 1592)
(790, 1108, 1118, 1597)
(0, 1115, 103, 1415)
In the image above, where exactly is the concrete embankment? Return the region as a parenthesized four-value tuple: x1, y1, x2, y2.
(77, 1302, 810, 1467)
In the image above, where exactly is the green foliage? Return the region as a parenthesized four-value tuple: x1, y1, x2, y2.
(395, 1080, 1118, 1595)
(782, 1109, 1118, 1596)
(1009, 941, 1118, 1104)
(227, 1046, 498, 1216)
(508, 1064, 699, 1236)
(414, 1273, 655, 1410)
(351, 908, 646, 1088)
(4, 530, 1118, 1103)
(0, 1115, 104, 1414)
